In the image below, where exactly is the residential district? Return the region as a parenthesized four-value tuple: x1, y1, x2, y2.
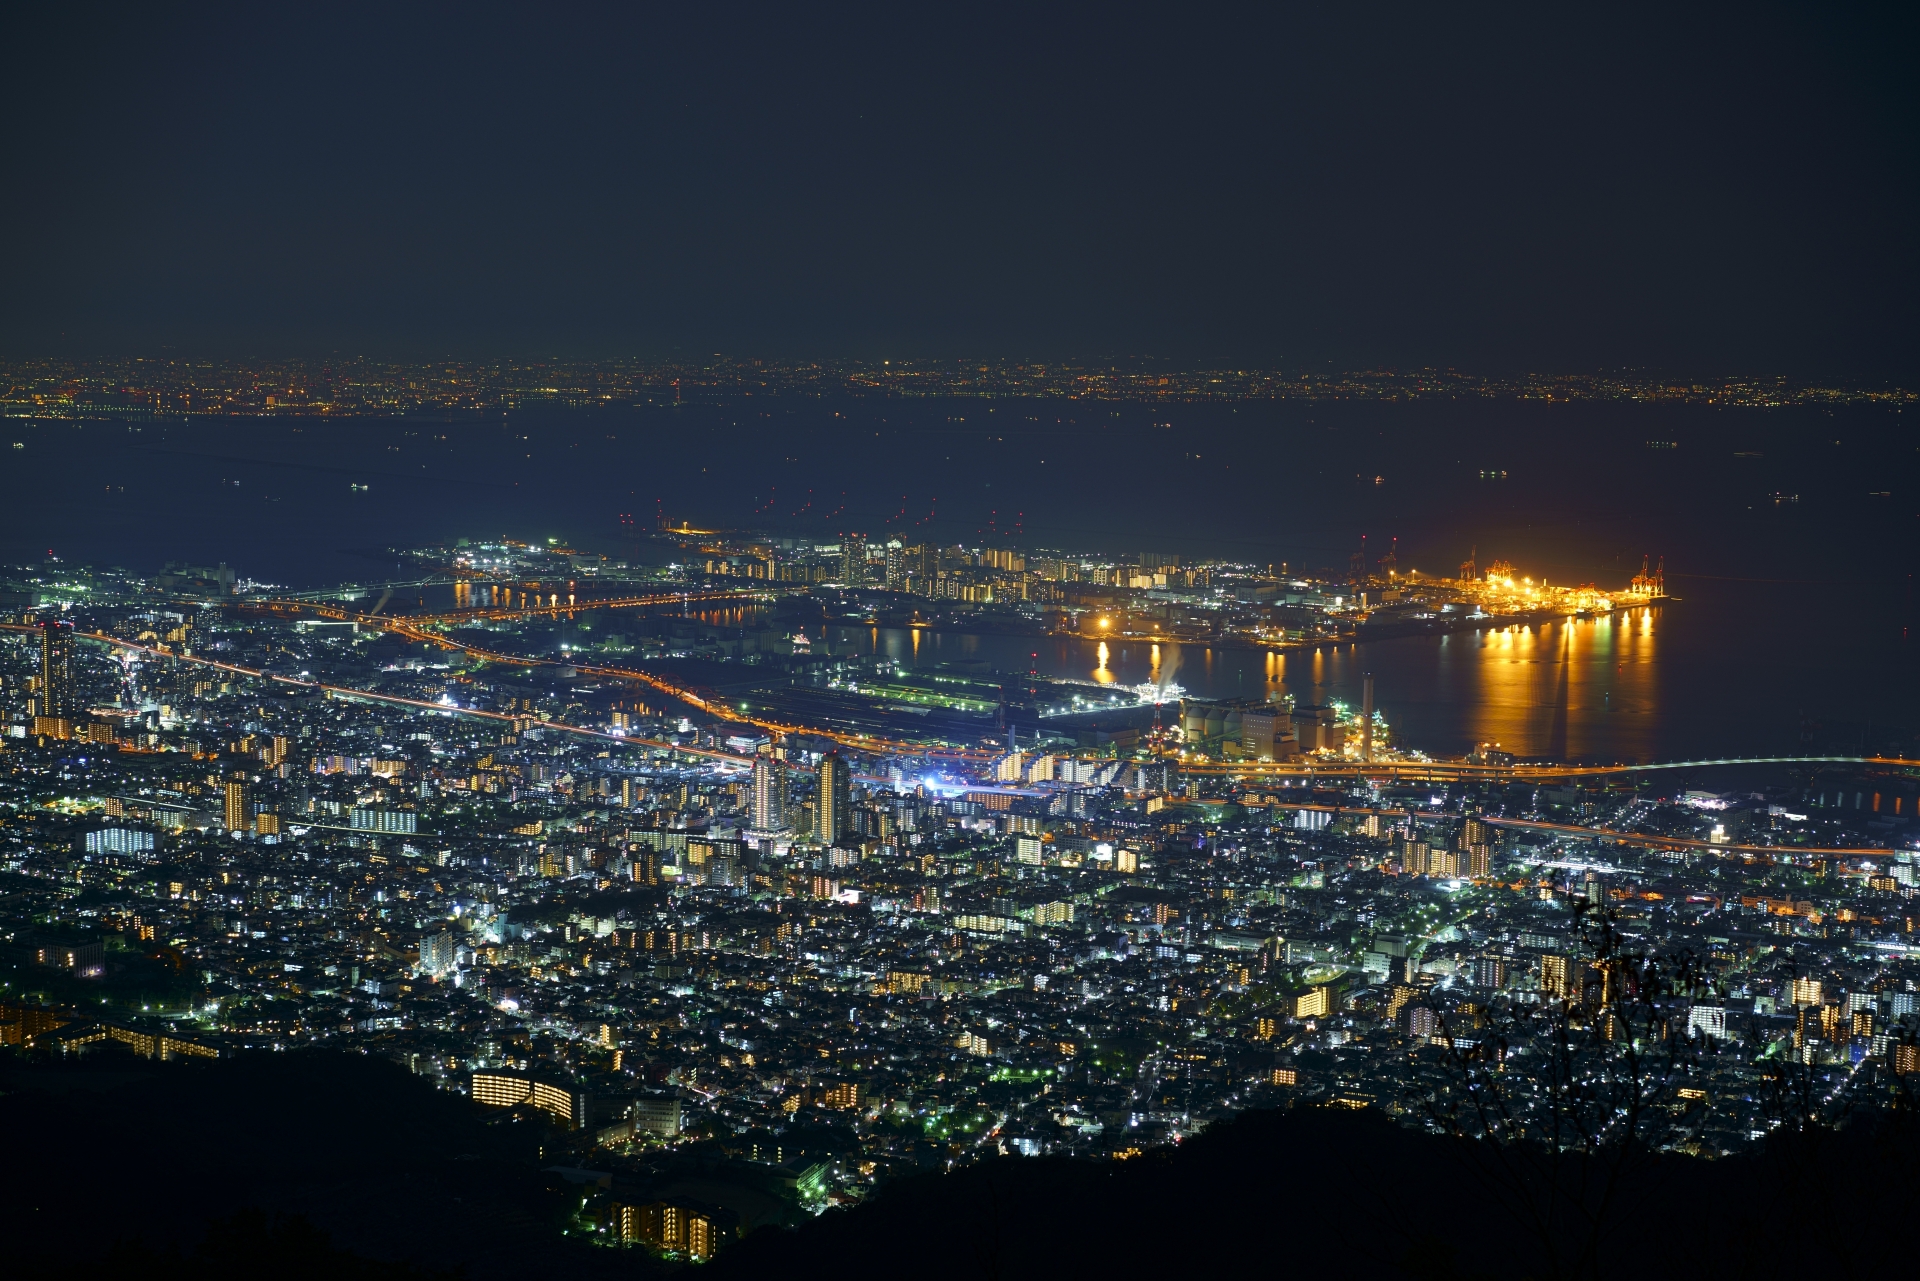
(2, 542, 1917, 1261)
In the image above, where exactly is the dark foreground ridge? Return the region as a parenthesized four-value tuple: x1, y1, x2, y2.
(7, 1049, 1919, 1281)
(2, 1050, 636, 1281)
(712, 1105, 1920, 1281)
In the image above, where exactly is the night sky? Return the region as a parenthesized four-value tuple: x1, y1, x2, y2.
(4, 4, 1915, 377)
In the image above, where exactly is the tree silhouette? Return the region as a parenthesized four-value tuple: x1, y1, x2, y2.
(1420, 900, 1713, 1281)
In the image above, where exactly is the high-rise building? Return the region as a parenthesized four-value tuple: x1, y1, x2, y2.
(38, 618, 76, 719)
(1467, 844, 1492, 879)
(817, 750, 850, 844)
(750, 749, 789, 833)
(617, 1200, 731, 1259)
(631, 849, 661, 886)
(223, 777, 250, 833)
(840, 534, 868, 586)
(1688, 1004, 1728, 1039)
(419, 930, 458, 977)
(350, 807, 418, 834)
(469, 1070, 587, 1129)
(86, 828, 156, 856)
(884, 541, 905, 590)
(1541, 954, 1576, 1000)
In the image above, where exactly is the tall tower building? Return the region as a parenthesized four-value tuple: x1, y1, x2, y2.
(38, 618, 76, 719)
(1541, 954, 1576, 1001)
(750, 749, 789, 833)
(223, 776, 251, 833)
(1467, 845, 1492, 879)
(817, 750, 851, 844)
(841, 534, 868, 586)
(419, 930, 458, 977)
(1361, 672, 1374, 762)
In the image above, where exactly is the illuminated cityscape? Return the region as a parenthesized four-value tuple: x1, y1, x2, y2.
(1, 524, 1915, 1262)
(3, 355, 1914, 420)
(4, 5, 1918, 1277)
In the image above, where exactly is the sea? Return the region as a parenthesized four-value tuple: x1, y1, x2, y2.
(3, 394, 1913, 765)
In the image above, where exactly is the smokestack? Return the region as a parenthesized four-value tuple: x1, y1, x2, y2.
(1362, 672, 1375, 763)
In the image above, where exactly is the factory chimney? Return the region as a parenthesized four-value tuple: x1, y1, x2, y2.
(1362, 672, 1375, 763)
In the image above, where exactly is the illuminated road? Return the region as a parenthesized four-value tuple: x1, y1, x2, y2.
(22, 611, 990, 767)
(1, 624, 754, 771)
(1247, 801, 1895, 859)
(1473, 814, 1898, 859)
(1177, 754, 1920, 782)
(237, 596, 1000, 760)
(408, 587, 791, 626)
(246, 587, 766, 626)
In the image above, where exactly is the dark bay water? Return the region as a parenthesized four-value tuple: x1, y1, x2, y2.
(3, 397, 1913, 762)
(821, 584, 1906, 763)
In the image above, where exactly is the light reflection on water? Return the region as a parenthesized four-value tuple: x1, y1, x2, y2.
(417, 589, 1902, 762)
(478, 597, 1734, 762)
(436, 593, 1664, 762)
(819, 609, 1667, 762)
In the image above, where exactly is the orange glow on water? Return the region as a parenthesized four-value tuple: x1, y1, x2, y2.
(1434, 611, 1658, 760)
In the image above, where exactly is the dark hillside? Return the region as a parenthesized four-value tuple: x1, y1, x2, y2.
(9, 1050, 1918, 1281)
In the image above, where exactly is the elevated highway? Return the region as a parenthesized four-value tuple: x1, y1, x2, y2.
(1178, 755, 1920, 783)
(242, 587, 767, 625)
(1236, 801, 1896, 860)
(3, 623, 755, 770)
(407, 586, 792, 626)
(33, 597, 996, 762)
(248, 594, 995, 760)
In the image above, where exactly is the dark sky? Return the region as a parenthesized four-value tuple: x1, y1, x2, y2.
(4, 4, 1915, 377)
